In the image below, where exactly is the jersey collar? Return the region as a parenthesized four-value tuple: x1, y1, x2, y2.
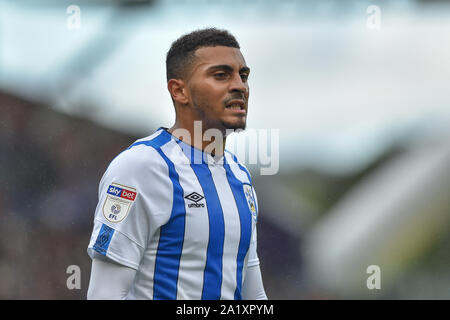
(158, 127, 225, 165)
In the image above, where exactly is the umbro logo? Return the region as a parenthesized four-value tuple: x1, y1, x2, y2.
(185, 192, 205, 208)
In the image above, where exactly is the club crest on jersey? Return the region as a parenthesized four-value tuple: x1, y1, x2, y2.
(243, 184, 257, 220)
(103, 183, 138, 223)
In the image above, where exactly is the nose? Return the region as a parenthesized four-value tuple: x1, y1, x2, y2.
(229, 73, 248, 95)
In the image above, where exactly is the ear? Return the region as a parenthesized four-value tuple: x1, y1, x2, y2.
(167, 79, 189, 105)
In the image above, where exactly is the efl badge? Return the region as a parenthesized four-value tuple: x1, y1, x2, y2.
(102, 183, 138, 223)
(243, 184, 257, 220)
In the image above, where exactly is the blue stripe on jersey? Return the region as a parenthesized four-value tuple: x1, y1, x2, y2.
(181, 141, 225, 300)
(129, 130, 187, 300)
(223, 155, 253, 300)
(225, 150, 252, 184)
(93, 224, 115, 256)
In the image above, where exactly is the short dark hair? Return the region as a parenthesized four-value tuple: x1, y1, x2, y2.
(166, 28, 240, 82)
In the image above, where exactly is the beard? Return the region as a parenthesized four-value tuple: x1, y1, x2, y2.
(221, 117, 246, 131)
(192, 96, 247, 133)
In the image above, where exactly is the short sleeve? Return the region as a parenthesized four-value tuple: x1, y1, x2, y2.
(87, 144, 173, 269)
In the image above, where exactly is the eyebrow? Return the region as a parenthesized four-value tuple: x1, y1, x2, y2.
(207, 64, 251, 74)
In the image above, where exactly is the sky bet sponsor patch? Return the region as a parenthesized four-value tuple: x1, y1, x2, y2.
(102, 183, 138, 223)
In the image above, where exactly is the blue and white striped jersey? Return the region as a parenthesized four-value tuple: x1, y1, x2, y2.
(87, 127, 260, 300)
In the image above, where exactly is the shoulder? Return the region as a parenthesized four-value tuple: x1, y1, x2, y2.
(103, 131, 170, 187)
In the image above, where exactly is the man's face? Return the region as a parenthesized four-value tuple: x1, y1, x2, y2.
(185, 46, 250, 132)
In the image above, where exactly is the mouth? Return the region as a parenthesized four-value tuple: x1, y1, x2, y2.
(225, 100, 246, 112)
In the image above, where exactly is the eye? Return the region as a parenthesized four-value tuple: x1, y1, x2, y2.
(214, 72, 227, 79)
(240, 73, 249, 82)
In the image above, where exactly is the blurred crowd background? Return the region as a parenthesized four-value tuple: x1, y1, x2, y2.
(1, 0, 450, 299)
